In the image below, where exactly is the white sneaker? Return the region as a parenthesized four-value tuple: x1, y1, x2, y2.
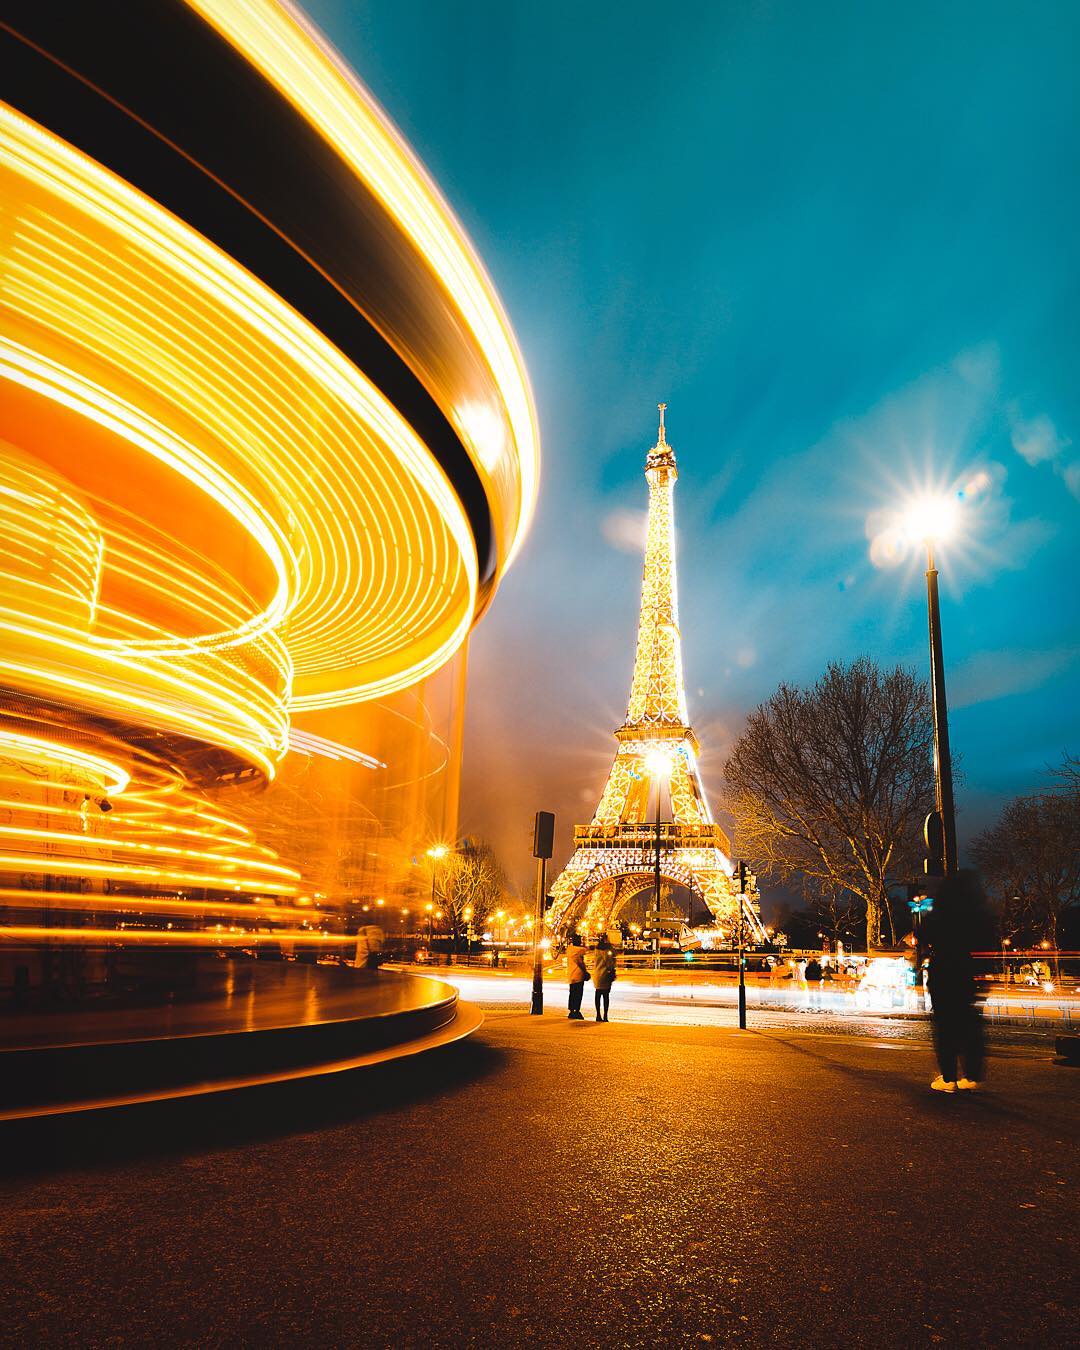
(931, 1075, 957, 1092)
(956, 1078, 981, 1091)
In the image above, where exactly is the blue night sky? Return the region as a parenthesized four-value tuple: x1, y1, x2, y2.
(307, 0, 1080, 886)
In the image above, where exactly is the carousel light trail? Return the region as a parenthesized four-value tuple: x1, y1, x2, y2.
(0, 0, 539, 948)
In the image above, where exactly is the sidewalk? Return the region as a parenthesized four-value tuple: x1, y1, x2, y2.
(4, 1013, 1077, 1346)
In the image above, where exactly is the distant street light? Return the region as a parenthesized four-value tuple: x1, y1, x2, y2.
(426, 845, 449, 954)
(903, 493, 960, 876)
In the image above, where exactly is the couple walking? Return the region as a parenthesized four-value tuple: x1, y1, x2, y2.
(565, 932, 616, 1021)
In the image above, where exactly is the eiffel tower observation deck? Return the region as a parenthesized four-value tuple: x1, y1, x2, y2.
(548, 407, 764, 941)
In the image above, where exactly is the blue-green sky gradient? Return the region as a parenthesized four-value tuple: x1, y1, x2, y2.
(307, 0, 1079, 886)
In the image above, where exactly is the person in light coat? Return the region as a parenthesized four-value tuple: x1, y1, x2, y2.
(588, 934, 617, 1022)
(565, 931, 588, 1019)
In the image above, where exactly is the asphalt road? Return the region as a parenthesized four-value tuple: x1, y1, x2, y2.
(2, 1012, 1077, 1348)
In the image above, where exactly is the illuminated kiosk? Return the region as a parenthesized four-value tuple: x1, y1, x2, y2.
(547, 409, 763, 944)
(0, 0, 538, 1113)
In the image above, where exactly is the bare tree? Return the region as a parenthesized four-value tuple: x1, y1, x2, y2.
(811, 885, 863, 954)
(1050, 753, 1080, 794)
(723, 658, 935, 950)
(970, 761, 1080, 953)
(435, 841, 507, 948)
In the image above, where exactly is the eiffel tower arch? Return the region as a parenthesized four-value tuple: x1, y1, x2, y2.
(549, 407, 764, 943)
(580, 872, 701, 934)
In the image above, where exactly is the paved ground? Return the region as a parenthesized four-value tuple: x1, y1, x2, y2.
(429, 961, 1079, 1034)
(2, 1012, 1077, 1347)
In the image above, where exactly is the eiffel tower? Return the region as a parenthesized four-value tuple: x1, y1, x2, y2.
(548, 406, 764, 941)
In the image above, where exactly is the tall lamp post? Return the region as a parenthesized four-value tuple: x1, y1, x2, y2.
(531, 811, 555, 1014)
(733, 861, 748, 1030)
(426, 844, 448, 954)
(644, 750, 671, 967)
(904, 497, 960, 876)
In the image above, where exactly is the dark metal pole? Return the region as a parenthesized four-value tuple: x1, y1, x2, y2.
(653, 776, 662, 965)
(530, 811, 554, 1014)
(925, 546, 958, 875)
(530, 855, 547, 1014)
(736, 867, 747, 1029)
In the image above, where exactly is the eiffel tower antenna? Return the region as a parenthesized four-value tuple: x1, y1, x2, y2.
(548, 409, 763, 943)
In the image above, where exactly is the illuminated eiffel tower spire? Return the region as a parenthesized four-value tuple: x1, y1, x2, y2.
(622, 401, 690, 732)
(548, 406, 763, 941)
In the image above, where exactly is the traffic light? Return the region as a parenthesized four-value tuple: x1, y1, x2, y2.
(533, 811, 555, 860)
(906, 881, 934, 917)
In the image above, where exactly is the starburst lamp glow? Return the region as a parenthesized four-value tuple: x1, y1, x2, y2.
(902, 494, 960, 546)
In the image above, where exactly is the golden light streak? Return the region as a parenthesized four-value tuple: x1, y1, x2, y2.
(0, 926, 355, 947)
(0, 5, 539, 949)
(186, 0, 540, 570)
(0, 729, 129, 795)
(0, 101, 479, 710)
(0, 889, 319, 923)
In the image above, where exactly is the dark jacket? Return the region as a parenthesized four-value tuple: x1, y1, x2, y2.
(919, 870, 992, 1008)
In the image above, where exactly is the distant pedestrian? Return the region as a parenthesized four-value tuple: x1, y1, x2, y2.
(566, 930, 589, 1020)
(805, 955, 823, 1009)
(790, 956, 809, 1009)
(353, 924, 384, 970)
(588, 934, 617, 1021)
(919, 869, 990, 1093)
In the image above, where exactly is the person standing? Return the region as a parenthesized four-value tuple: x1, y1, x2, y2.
(919, 869, 990, 1092)
(804, 954, 823, 1010)
(565, 930, 589, 1020)
(588, 934, 617, 1022)
(790, 955, 809, 1010)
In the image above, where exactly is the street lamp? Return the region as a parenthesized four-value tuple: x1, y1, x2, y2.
(644, 749, 672, 963)
(462, 905, 474, 965)
(426, 845, 448, 955)
(903, 494, 960, 876)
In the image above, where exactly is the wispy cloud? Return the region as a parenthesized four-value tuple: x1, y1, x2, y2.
(952, 342, 1000, 393)
(950, 646, 1078, 710)
(1010, 410, 1068, 466)
(601, 507, 647, 553)
(1008, 405, 1079, 499)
